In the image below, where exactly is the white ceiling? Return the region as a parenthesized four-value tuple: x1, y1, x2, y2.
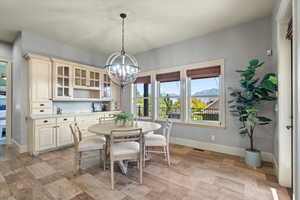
(0, 0, 274, 55)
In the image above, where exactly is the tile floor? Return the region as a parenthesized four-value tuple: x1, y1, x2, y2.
(0, 144, 291, 200)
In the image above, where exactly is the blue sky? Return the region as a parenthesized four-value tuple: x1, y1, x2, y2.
(191, 77, 219, 95)
(137, 77, 219, 96)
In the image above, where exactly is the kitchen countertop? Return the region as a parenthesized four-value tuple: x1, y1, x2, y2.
(28, 110, 121, 120)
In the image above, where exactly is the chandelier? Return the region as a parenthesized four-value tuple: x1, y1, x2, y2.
(105, 13, 140, 88)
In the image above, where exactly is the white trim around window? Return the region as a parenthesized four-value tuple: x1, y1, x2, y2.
(131, 59, 225, 128)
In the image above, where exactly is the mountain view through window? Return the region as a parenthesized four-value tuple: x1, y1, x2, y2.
(190, 77, 220, 122)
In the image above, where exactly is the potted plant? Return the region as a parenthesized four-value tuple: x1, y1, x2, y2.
(229, 59, 277, 167)
(115, 113, 133, 127)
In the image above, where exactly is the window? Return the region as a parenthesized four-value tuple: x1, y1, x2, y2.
(134, 76, 152, 118)
(156, 71, 181, 120)
(187, 66, 221, 124)
(131, 60, 224, 127)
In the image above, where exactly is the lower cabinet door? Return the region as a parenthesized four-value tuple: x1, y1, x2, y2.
(37, 126, 56, 151)
(57, 124, 74, 146)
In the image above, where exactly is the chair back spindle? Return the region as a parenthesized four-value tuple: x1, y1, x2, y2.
(163, 120, 173, 144)
(110, 128, 143, 146)
(69, 123, 79, 146)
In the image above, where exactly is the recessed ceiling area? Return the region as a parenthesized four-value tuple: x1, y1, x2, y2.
(0, 0, 275, 55)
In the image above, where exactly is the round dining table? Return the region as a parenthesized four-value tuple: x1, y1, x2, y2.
(88, 120, 162, 174)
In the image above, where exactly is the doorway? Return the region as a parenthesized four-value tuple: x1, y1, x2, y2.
(0, 60, 11, 146)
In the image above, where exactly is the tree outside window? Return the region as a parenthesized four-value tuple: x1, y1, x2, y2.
(159, 81, 181, 119)
(190, 77, 220, 122)
(136, 83, 152, 118)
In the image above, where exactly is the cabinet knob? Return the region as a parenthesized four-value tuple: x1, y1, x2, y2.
(40, 110, 44, 112)
(43, 120, 48, 123)
(63, 118, 67, 121)
(40, 104, 44, 106)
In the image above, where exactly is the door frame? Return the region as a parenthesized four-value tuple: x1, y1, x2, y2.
(0, 59, 12, 145)
(293, 0, 300, 199)
(276, 0, 293, 187)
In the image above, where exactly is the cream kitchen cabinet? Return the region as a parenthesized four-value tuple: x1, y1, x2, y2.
(52, 59, 73, 100)
(101, 72, 112, 100)
(100, 71, 121, 105)
(29, 117, 75, 155)
(28, 112, 120, 155)
(25, 54, 53, 115)
(89, 70, 101, 89)
(57, 124, 73, 146)
(37, 125, 57, 151)
(56, 116, 74, 146)
(74, 66, 88, 88)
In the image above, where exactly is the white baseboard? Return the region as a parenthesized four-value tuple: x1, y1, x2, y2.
(170, 137, 274, 162)
(11, 139, 28, 153)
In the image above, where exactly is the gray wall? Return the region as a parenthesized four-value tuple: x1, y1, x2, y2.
(22, 31, 107, 67)
(12, 33, 28, 145)
(0, 41, 12, 60)
(11, 31, 107, 146)
(124, 17, 275, 153)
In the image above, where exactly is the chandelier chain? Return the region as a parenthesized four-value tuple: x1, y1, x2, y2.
(121, 16, 125, 54)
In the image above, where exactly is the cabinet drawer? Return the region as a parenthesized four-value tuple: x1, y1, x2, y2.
(32, 108, 53, 115)
(57, 117, 75, 124)
(35, 118, 56, 126)
(32, 101, 52, 108)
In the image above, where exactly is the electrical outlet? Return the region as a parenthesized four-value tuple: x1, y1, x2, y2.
(211, 135, 215, 141)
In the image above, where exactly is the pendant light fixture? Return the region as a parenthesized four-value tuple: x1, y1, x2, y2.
(105, 13, 140, 88)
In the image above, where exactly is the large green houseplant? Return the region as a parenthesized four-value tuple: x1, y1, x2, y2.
(229, 59, 277, 167)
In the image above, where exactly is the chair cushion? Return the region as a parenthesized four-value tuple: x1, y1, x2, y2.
(145, 133, 167, 147)
(112, 142, 140, 156)
(145, 131, 154, 136)
(79, 137, 105, 152)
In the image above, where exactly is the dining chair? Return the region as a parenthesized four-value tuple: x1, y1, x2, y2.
(144, 120, 173, 166)
(69, 123, 106, 173)
(109, 128, 143, 190)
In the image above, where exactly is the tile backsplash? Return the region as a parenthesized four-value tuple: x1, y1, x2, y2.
(53, 102, 93, 113)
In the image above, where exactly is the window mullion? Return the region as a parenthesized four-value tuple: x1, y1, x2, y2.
(154, 81, 159, 121)
(181, 70, 186, 122)
(186, 77, 191, 123)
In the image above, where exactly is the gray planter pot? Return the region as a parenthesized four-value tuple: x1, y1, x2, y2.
(245, 149, 261, 167)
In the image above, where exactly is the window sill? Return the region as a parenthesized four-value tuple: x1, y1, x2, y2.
(155, 119, 225, 128)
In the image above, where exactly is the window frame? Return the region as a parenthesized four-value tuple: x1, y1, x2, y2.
(133, 82, 152, 119)
(187, 76, 223, 127)
(130, 59, 225, 128)
(132, 72, 154, 120)
(157, 79, 183, 122)
(184, 61, 225, 128)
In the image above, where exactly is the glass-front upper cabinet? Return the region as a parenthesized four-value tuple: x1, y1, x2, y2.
(102, 73, 111, 99)
(89, 71, 100, 88)
(53, 60, 73, 99)
(74, 67, 87, 87)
